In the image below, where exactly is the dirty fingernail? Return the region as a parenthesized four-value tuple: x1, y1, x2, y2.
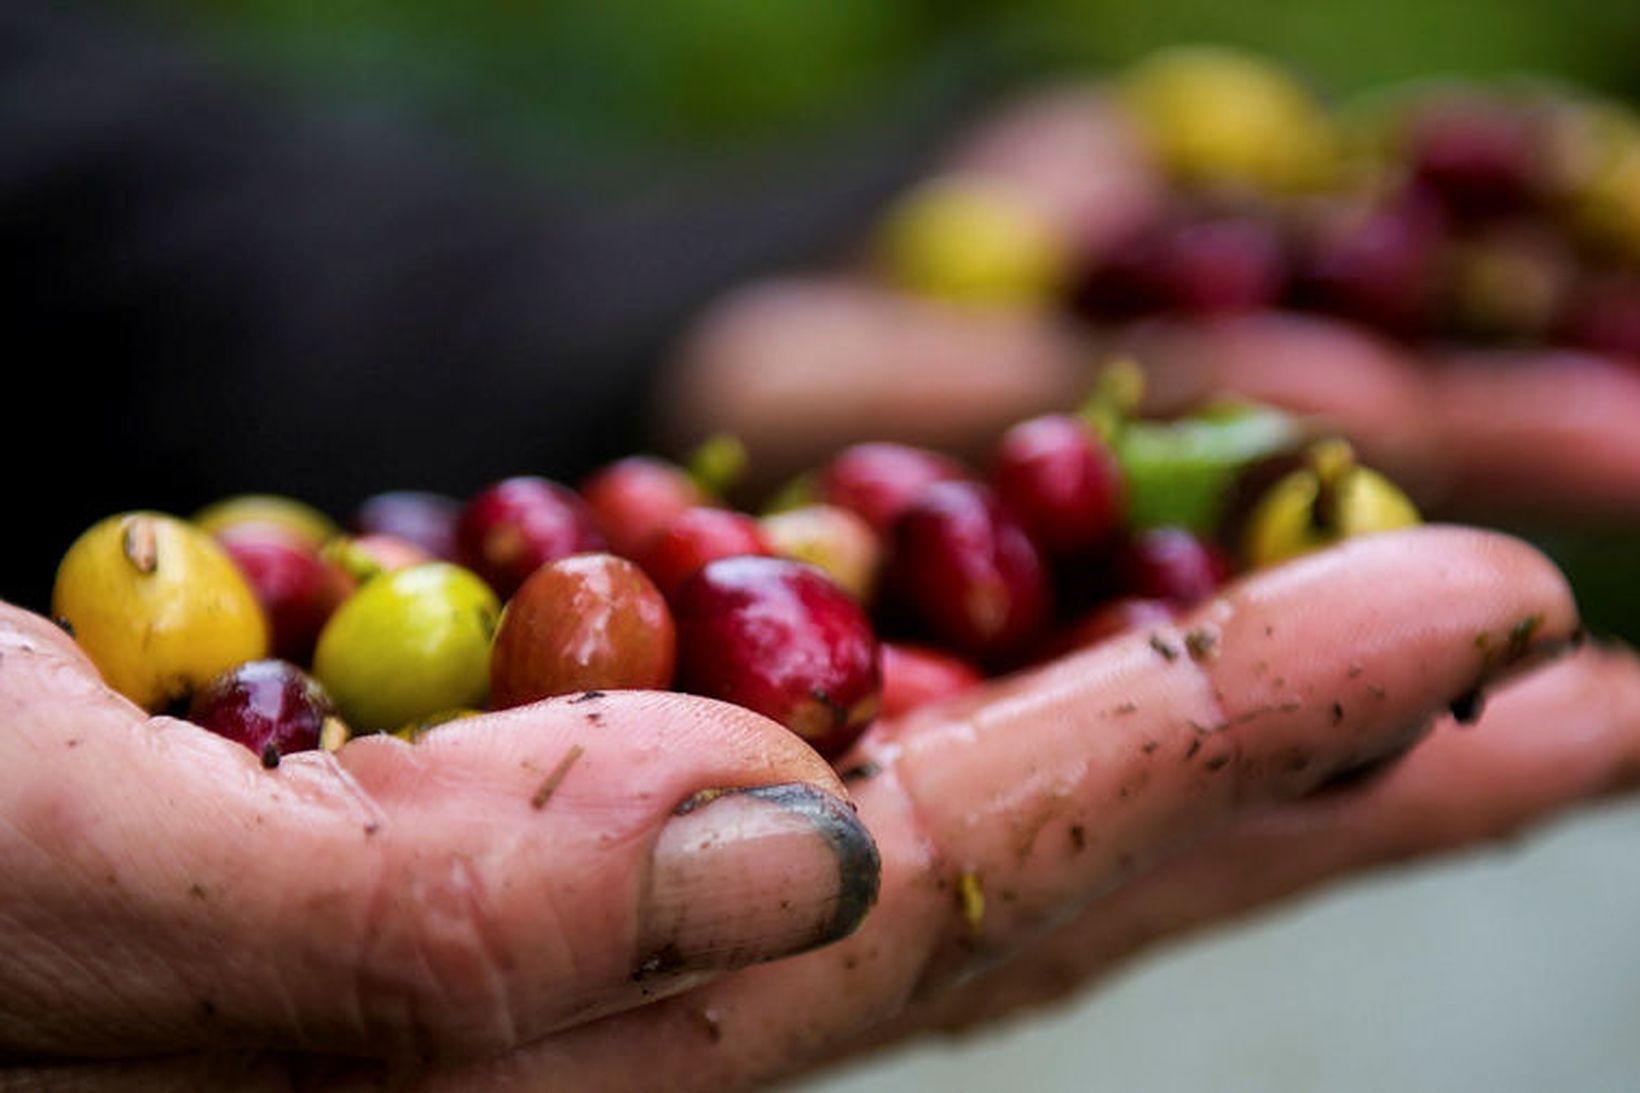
(636, 783, 880, 979)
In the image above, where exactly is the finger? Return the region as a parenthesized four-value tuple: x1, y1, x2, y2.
(408, 525, 1578, 1091)
(893, 641, 1640, 1038)
(654, 278, 1088, 489)
(1125, 311, 1640, 523)
(0, 604, 877, 1061)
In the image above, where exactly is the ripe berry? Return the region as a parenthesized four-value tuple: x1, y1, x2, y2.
(53, 512, 269, 711)
(313, 562, 500, 733)
(490, 554, 676, 709)
(217, 524, 352, 665)
(323, 534, 433, 584)
(884, 480, 1051, 662)
(673, 556, 880, 758)
(818, 442, 967, 533)
(351, 491, 462, 560)
(991, 414, 1124, 554)
(879, 643, 983, 719)
(1292, 191, 1447, 336)
(639, 506, 772, 600)
(1116, 527, 1231, 605)
(1038, 597, 1179, 660)
(580, 457, 704, 560)
(1406, 94, 1542, 220)
(456, 477, 606, 599)
(1562, 273, 1640, 359)
(189, 659, 339, 764)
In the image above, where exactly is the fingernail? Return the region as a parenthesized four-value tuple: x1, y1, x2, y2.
(636, 783, 880, 980)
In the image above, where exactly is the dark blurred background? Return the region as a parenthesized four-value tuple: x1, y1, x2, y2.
(153, 0, 1640, 181)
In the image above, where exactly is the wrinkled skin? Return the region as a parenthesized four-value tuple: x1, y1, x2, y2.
(12, 87, 1640, 1092)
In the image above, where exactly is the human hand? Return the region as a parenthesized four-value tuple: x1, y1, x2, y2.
(10, 526, 1637, 1091)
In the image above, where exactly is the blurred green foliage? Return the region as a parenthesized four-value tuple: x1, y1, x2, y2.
(158, 0, 1640, 171)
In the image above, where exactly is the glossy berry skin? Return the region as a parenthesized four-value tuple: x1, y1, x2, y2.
(188, 659, 337, 763)
(884, 481, 1051, 663)
(324, 534, 433, 584)
(490, 553, 676, 709)
(818, 443, 967, 533)
(193, 494, 338, 549)
(640, 506, 772, 600)
(878, 643, 983, 720)
(673, 556, 880, 758)
(351, 491, 462, 560)
(217, 524, 352, 665)
(1116, 528, 1230, 605)
(580, 457, 704, 560)
(456, 477, 606, 599)
(992, 414, 1124, 555)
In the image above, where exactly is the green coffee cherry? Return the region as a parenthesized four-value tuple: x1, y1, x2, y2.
(313, 562, 499, 733)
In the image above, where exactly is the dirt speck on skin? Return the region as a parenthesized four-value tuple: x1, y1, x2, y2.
(52, 616, 75, 638)
(584, 710, 603, 725)
(1069, 824, 1088, 853)
(531, 744, 585, 809)
(569, 691, 605, 704)
(1330, 702, 1344, 726)
(65, 739, 79, 749)
(260, 743, 281, 770)
(1115, 701, 1139, 716)
(1142, 739, 1160, 754)
(1449, 687, 1485, 725)
(1347, 663, 1363, 678)
(1148, 633, 1181, 662)
(956, 869, 985, 935)
(1367, 683, 1387, 700)
(1185, 738, 1202, 760)
(840, 761, 881, 784)
(1184, 628, 1219, 663)
(1204, 753, 1230, 772)
(198, 997, 217, 1021)
(189, 883, 208, 901)
(632, 943, 685, 982)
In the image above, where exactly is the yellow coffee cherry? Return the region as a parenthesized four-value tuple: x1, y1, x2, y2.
(1243, 439, 1420, 568)
(313, 563, 499, 733)
(875, 175, 1070, 308)
(52, 512, 269, 710)
(1119, 45, 1337, 195)
(194, 494, 339, 548)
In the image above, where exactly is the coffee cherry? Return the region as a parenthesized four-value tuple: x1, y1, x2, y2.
(1116, 527, 1230, 606)
(818, 442, 967, 533)
(313, 562, 499, 733)
(760, 503, 881, 603)
(639, 506, 772, 600)
(875, 175, 1071, 308)
(456, 477, 606, 599)
(188, 659, 339, 764)
(322, 534, 433, 584)
(1561, 272, 1640, 358)
(879, 643, 983, 719)
(991, 414, 1124, 555)
(1119, 46, 1335, 195)
(1444, 221, 1574, 342)
(1243, 439, 1421, 568)
(1292, 190, 1447, 336)
(884, 480, 1051, 662)
(673, 556, 880, 758)
(1406, 94, 1542, 220)
(351, 491, 462, 561)
(216, 524, 352, 665)
(1079, 213, 1287, 318)
(490, 554, 675, 709)
(580, 457, 704, 559)
(53, 513, 269, 711)
(194, 494, 338, 549)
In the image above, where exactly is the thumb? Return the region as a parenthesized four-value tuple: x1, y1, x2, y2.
(0, 604, 877, 1061)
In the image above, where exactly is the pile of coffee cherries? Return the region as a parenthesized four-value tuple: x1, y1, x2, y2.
(877, 46, 1640, 358)
(51, 372, 1418, 768)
